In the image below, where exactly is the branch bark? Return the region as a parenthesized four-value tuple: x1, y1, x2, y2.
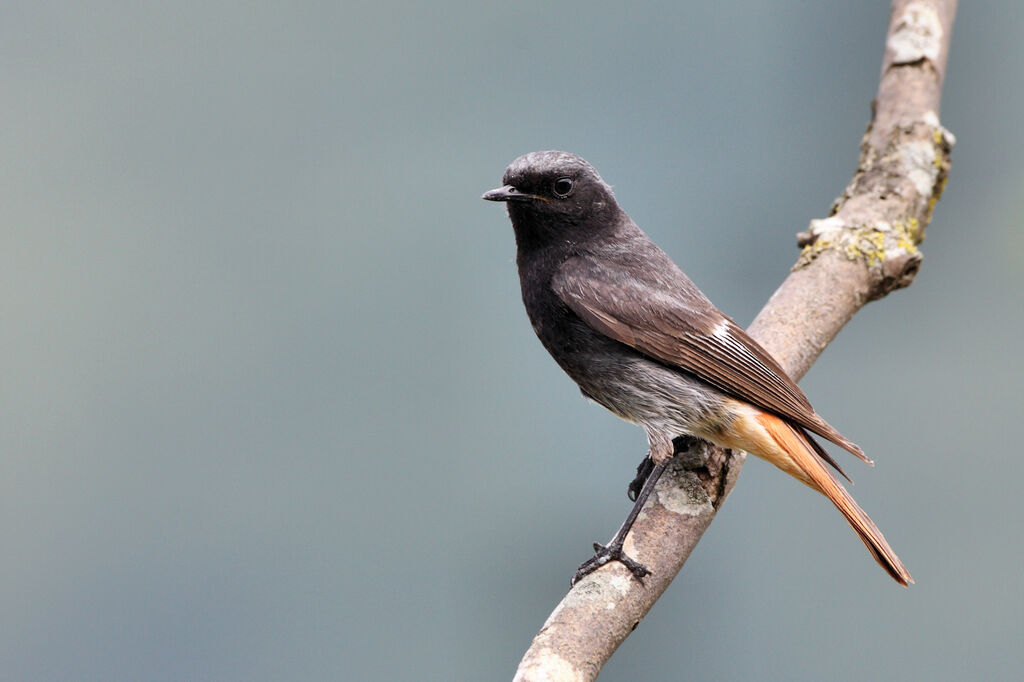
(514, 2, 957, 680)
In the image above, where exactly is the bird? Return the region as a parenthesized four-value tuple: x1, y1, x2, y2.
(482, 150, 911, 586)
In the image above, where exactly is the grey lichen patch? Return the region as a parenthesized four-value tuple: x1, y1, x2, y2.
(795, 108, 953, 290)
(558, 570, 636, 619)
(654, 470, 711, 517)
(900, 139, 942, 197)
(888, 1, 942, 65)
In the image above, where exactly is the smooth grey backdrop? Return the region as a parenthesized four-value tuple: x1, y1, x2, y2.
(2, 2, 1021, 680)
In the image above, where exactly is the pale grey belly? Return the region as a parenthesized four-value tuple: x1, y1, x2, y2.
(565, 351, 734, 440)
(528, 300, 734, 442)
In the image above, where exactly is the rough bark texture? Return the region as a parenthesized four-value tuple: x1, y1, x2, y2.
(514, 2, 957, 680)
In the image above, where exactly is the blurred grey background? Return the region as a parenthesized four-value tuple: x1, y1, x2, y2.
(2, 1, 1021, 680)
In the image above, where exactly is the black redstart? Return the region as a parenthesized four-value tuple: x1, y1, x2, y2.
(483, 150, 910, 586)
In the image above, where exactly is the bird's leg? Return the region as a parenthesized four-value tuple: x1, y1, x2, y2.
(627, 435, 698, 501)
(572, 459, 670, 586)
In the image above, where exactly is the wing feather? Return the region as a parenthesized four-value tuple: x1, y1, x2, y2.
(553, 254, 868, 463)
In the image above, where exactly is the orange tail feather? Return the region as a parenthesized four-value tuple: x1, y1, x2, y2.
(756, 412, 913, 586)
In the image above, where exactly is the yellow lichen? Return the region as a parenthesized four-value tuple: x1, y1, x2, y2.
(797, 220, 920, 270)
(907, 217, 920, 239)
(864, 229, 886, 266)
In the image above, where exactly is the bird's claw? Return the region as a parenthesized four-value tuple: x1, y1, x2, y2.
(570, 541, 651, 586)
(627, 457, 654, 501)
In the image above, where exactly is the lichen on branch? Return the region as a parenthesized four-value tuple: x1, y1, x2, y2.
(793, 111, 954, 299)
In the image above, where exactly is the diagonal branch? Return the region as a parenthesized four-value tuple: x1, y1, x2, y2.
(514, 2, 957, 680)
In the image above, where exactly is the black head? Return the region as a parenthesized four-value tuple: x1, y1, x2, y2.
(482, 151, 622, 249)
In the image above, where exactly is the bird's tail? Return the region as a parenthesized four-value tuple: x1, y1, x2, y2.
(755, 411, 913, 586)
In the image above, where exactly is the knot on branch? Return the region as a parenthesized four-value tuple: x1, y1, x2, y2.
(794, 113, 953, 300)
(674, 439, 745, 509)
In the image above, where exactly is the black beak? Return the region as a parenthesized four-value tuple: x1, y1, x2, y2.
(482, 185, 534, 202)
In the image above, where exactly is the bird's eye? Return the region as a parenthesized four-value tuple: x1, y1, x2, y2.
(553, 177, 574, 197)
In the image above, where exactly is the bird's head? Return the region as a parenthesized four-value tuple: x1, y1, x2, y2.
(483, 151, 622, 249)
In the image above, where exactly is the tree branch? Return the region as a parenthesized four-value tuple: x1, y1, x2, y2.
(514, 2, 957, 680)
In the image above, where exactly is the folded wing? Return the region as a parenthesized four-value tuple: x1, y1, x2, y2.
(553, 253, 870, 465)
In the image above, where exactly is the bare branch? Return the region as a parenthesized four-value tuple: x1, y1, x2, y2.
(514, 2, 957, 680)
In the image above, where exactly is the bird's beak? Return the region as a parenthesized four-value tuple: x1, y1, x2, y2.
(482, 185, 535, 202)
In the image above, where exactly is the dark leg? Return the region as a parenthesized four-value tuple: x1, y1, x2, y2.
(627, 456, 654, 501)
(571, 459, 670, 586)
(628, 435, 697, 501)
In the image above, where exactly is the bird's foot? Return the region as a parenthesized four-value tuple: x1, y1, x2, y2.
(571, 540, 651, 586)
(627, 457, 654, 502)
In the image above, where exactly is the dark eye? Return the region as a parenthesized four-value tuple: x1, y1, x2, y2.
(553, 177, 574, 197)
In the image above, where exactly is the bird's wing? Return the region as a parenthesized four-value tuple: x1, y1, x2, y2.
(553, 253, 868, 462)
